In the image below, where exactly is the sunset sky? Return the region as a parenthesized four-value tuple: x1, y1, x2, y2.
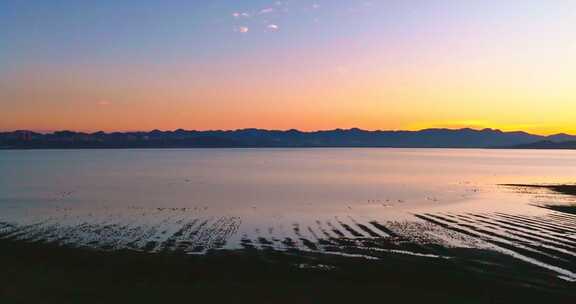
(2, 0, 576, 134)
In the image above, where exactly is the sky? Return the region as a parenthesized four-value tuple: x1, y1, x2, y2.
(1, 0, 576, 134)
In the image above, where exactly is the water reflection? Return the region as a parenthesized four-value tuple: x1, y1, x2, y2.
(1, 148, 576, 280)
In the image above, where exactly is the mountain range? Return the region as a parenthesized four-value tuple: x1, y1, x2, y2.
(2, 128, 576, 149)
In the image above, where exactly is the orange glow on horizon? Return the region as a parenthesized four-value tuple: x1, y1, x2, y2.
(3, 1, 576, 136)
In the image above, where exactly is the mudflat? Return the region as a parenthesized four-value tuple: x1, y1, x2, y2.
(0, 236, 574, 304)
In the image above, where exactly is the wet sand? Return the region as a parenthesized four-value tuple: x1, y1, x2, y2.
(501, 184, 576, 196)
(502, 184, 576, 215)
(2, 185, 576, 303)
(3, 189, 576, 284)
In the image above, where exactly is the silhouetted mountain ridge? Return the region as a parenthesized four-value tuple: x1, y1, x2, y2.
(1, 128, 574, 149)
(509, 140, 576, 149)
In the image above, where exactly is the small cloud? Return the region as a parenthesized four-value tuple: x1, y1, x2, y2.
(312, 3, 321, 9)
(259, 7, 275, 15)
(266, 24, 279, 31)
(232, 12, 251, 18)
(234, 26, 249, 33)
(97, 100, 111, 106)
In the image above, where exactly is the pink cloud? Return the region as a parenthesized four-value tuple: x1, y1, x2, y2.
(259, 7, 274, 15)
(236, 26, 249, 33)
(266, 24, 279, 31)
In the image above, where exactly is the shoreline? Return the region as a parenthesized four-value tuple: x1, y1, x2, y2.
(2, 182, 576, 302)
(501, 184, 576, 196)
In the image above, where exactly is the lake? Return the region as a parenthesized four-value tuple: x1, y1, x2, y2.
(1, 148, 576, 280)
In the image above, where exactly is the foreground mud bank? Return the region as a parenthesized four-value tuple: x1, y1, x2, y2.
(0, 238, 575, 304)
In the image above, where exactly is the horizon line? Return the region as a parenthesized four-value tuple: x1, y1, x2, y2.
(2, 127, 574, 137)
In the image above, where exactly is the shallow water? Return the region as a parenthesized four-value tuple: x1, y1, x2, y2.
(1, 148, 576, 280)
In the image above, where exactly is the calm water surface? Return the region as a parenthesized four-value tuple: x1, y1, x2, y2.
(2, 148, 575, 214)
(2, 148, 576, 279)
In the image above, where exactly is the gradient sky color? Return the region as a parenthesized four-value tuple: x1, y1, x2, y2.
(2, 0, 576, 134)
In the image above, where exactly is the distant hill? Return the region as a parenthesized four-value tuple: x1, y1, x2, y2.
(1, 128, 575, 149)
(509, 140, 576, 149)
